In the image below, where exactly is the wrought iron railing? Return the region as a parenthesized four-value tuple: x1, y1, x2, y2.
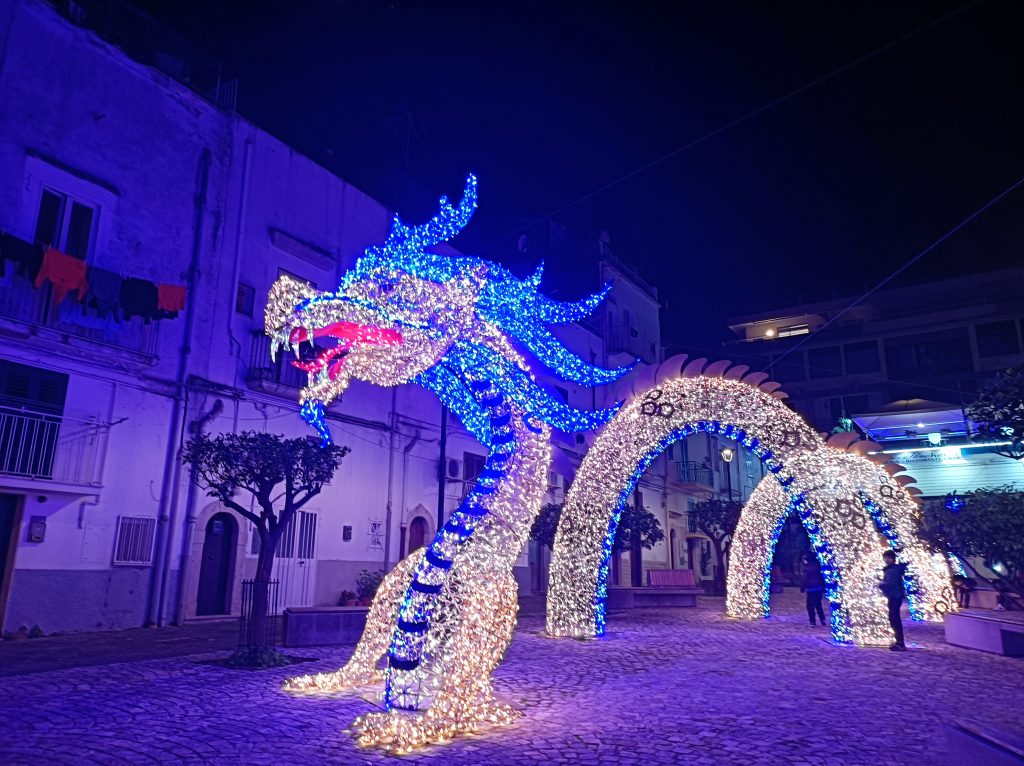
(238, 579, 281, 653)
(675, 460, 713, 487)
(607, 324, 658, 363)
(0, 270, 159, 357)
(0, 405, 107, 485)
(246, 332, 307, 390)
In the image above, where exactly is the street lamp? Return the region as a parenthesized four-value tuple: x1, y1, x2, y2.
(719, 446, 734, 500)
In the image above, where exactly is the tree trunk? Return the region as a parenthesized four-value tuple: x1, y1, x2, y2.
(630, 528, 643, 587)
(249, 535, 278, 655)
(711, 539, 726, 596)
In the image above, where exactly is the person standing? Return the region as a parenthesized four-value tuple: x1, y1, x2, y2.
(800, 553, 826, 627)
(879, 550, 908, 651)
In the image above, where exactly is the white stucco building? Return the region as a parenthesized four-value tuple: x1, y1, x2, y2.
(0, 0, 739, 635)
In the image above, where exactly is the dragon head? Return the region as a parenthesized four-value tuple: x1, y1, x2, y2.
(265, 175, 632, 445)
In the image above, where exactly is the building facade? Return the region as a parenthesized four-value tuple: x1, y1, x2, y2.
(726, 267, 1024, 498)
(0, 0, 743, 635)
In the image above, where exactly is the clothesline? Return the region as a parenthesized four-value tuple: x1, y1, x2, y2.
(0, 231, 187, 323)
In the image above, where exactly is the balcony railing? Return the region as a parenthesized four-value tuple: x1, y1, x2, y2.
(0, 270, 159, 357)
(0, 405, 108, 486)
(674, 460, 713, 488)
(607, 325, 658, 363)
(246, 332, 307, 390)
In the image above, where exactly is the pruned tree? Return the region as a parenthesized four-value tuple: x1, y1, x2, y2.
(966, 366, 1024, 461)
(921, 486, 1024, 592)
(182, 431, 349, 665)
(530, 501, 664, 587)
(529, 502, 665, 554)
(689, 497, 742, 595)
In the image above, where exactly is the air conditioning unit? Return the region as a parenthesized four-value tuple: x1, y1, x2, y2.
(447, 458, 463, 480)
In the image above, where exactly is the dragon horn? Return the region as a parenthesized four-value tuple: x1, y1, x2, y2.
(383, 174, 478, 254)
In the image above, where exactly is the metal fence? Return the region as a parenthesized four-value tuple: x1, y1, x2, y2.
(237, 579, 281, 653)
(0, 405, 107, 485)
(0, 271, 159, 357)
(675, 460, 714, 487)
(246, 332, 307, 389)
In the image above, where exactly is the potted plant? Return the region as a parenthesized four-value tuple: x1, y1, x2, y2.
(356, 569, 385, 606)
(338, 589, 358, 607)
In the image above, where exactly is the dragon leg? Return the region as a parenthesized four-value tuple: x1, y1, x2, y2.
(283, 552, 421, 694)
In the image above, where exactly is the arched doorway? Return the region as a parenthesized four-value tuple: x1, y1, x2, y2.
(407, 516, 428, 554)
(197, 512, 237, 616)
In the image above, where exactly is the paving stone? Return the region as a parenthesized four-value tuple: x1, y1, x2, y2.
(1, 593, 1021, 765)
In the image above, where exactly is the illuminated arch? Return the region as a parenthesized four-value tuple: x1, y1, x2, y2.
(546, 358, 955, 646)
(726, 440, 955, 641)
(546, 358, 831, 638)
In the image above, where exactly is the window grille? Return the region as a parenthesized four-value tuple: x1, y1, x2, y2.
(112, 516, 156, 565)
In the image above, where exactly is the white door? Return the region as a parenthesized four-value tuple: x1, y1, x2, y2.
(273, 510, 317, 608)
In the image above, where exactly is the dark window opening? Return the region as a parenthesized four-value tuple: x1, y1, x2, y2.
(807, 346, 843, 379)
(235, 283, 255, 317)
(975, 321, 1019, 358)
(843, 341, 880, 374)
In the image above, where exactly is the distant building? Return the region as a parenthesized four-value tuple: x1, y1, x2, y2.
(726, 267, 1024, 497)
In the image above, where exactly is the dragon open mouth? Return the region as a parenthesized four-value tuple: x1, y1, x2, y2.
(289, 322, 403, 381)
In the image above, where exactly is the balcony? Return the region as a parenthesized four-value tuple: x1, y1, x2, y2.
(607, 324, 658, 363)
(0, 270, 159, 358)
(245, 331, 307, 394)
(670, 461, 714, 492)
(0, 404, 108, 491)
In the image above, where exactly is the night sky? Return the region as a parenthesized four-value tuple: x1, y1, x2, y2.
(138, 0, 1023, 351)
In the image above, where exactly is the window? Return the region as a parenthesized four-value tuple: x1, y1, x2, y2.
(0, 361, 69, 478)
(463, 452, 486, 484)
(553, 386, 569, 404)
(342, 525, 353, 542)
(770, 354, 806, 383)
(235, 283, 255, 317)
(843, 341, 880, 374)
(885, 331, 972, 377)
(296, 511, 317, 559)
(975, 321, 1019, 358)
(807, 346, 843, 379)
(112, 516, 156, 565)
(34, 188, 96, 260)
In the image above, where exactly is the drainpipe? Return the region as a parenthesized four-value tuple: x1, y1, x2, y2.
(146, 149, 211, 627)
(171, 396, 224, 625)
(382, 388, 398, 572)
(225, 139, 252, 388)
(398, 426, 423, 559)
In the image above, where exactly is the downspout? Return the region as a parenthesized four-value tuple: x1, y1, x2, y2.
(225, 139, 253, 388)
(383, 388, 398, 572)
(171, 396, 224, 625)
(397, 426, 422, 560)
(146, 148, 210, 627)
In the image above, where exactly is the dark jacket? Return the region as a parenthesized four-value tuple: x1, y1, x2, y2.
(801, 565, 824, 593)
(880, 562, 907, 600)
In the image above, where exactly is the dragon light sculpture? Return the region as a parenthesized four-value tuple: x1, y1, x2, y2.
(267, 175, 630, 750)
(267, 175, 954, 752)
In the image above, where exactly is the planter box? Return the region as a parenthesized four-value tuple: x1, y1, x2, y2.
(282, 606, 369, 647)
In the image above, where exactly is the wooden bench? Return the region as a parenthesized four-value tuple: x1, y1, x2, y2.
(944, 609, 1024, 656)
(946, 721, 1024, 765)
(282, 606, 369, 647)
(634, 569, 704, 608)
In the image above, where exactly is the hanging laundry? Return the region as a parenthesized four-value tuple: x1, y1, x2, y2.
(157, 283, 187, 318)
(34, 247, 88, 303)
(0, 232, 44, 281)
(120, 277, 159, 323)
(86, 267, 123, 321)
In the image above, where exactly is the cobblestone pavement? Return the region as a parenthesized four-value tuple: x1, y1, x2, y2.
(1, 593, 1021, 766)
